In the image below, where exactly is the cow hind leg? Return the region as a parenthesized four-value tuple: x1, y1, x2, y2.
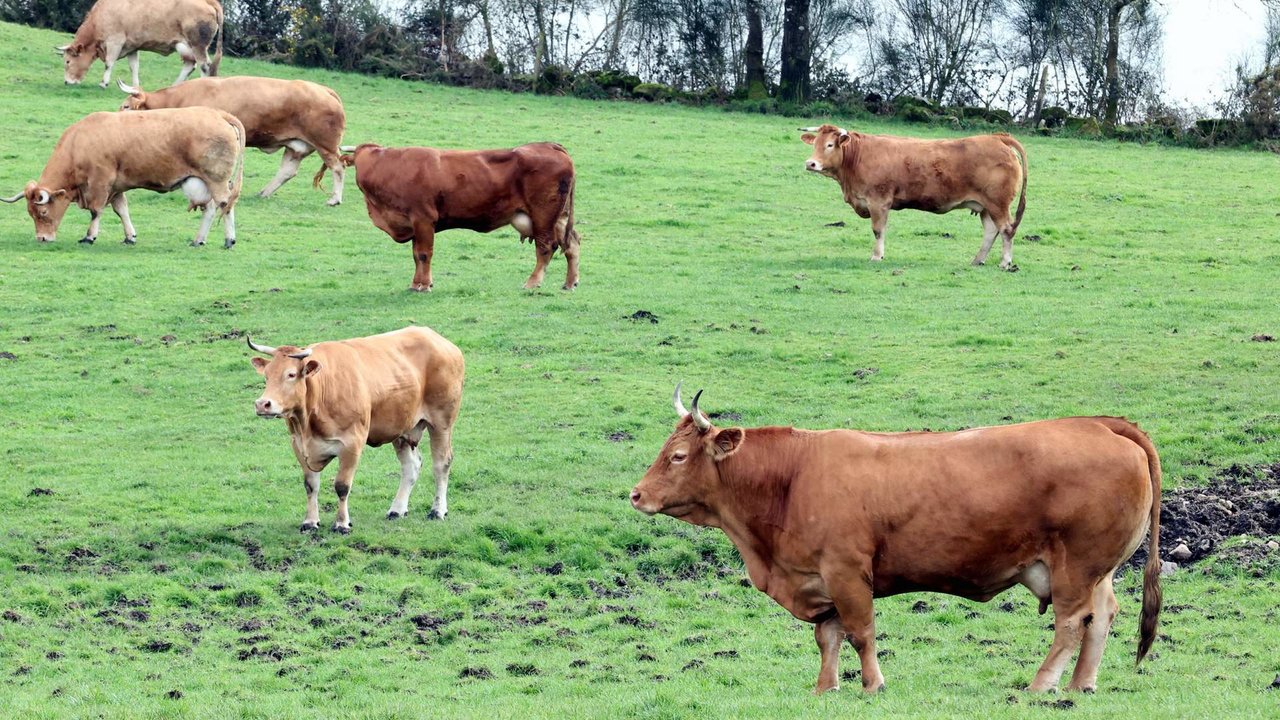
(1067, 575, 1119, 692)
(1027, 564, 1098, 692)
(524, 242, 554, 290)
(388, 432, 424, 519)
(425, 422, 454, 519)
(127, 52, 140, 88)
(973, 211, 999, 266)
(559, 219, 580, 290)
(183, 178, 216, 246)
(316, 148, 345, 206)
(813, 615, 846, 694)
(409, 221, 436, 292)
(110, 194, 137, 244)
(173, 43, 197, 84)
(258, 145, 310, 198)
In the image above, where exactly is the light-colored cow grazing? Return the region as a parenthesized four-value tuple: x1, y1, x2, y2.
(800, 124, 1028, 269)
(58, 0, 223, 88)
(632, 385, 1163, 694)
(338, 142, 580, 291)
(2, 108, 244, 248)
(247, 327, 465, 533)
(118, 76, 348, 206)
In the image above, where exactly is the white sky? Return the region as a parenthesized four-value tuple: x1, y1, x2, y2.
(1163, 0, 1270, 107)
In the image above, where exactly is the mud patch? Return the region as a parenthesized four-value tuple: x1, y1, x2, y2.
(626, 310, 659, 324)
(0, 352, 15, 361)
(28, 488, 54, 496)
(459, 666, 493, 680)
(141, 639, 173, 653)
(237, 645, 297, 662)
(708, 411, 742, 422)
(1126, 463, 1280, 569)
(1251, 334, 1275, 343)
(166, 689, 183, 700)
(506, 663, 539, 676)
(606, 430, 634, 442)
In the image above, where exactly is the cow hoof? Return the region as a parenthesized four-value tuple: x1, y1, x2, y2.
(224, 238, 236, 249)
(332, 524, 352, 534)
(427, 509, 446, 520)
(98, 82, 108, 89)
(191, 240, 206, 247)
(408, 283, 432, 292)
(123, 236, 137, 245)
(299, 522, 319, 532)
(562, 282, 578, 291)
(971, 259, 986, 266)
(79, 237, 95, 245)
(869, 256, 883, 262)
(1001, 263, 1019, 273)
(386, 510, 406, 520)
(326, 198, 341, 207)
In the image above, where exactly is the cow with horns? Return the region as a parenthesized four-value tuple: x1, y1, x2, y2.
(2, 108, 244, 247)
(631, 384, 1162, 693)
(57, 0, 223, 88)
(799, 124, 1027, 269)
(247, 327, 465, 533)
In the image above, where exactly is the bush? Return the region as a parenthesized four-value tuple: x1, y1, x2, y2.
(632, 82, 673, 102)
(1039, 106, 1069, 128)
(571, 76, 607, 101)
(1193, 118, 1246, 145)
(1063, 117, 1102, 137)
(535, 65, 570, 95)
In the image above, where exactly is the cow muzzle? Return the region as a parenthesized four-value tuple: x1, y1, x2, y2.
(629, 487, 658, 515)
(254, 398, 283, 418)
(805, 159, 823, 173)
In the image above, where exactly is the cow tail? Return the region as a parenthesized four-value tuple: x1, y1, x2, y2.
(560, 174, 577, 253)
(997, 134, 1027, 238)
(224, 116, 246, 214)
(209, 4, 224, 76)
(313, 152, 357, 189)
(1099, 417, 1163, 666)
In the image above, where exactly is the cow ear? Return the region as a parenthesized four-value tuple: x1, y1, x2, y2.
(251, 357, 268, 375)
(51, 189, 67, 199)
(800, 133, 816, 146)
(837, 133, 852, 147)
(708, 427, 745, 462)
(302, 359, 322, 377)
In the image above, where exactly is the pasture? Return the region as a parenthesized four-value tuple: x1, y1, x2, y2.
(1, 19, 1279, 719)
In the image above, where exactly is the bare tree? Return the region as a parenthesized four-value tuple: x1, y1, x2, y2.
(779, 0, 811, 101)
(877, 0, 1004, 105)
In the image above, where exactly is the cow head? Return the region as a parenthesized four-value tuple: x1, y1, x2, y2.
(57, 42, 97, 85)
(799, 124, 851, 177)
(247, 337, 322, 419)
(631, 384, 745, 528)
(1, 182, 72, 242)
(117, 81, 149, 110)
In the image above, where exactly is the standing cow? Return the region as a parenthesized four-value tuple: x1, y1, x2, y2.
(248, 327, 465, 533)
(631, 385, 1162, 694)
(2, 108, 244, 248)
(340, 142, 580, 292)
(118, 76, 347, 206)
(58, 0, 223, 88)
(800, 124, 1027, 269)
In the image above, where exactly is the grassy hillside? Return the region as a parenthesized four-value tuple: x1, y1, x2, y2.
(1, 20, 1278, 719)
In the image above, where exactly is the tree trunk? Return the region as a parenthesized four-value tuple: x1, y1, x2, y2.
(533, 3, 548, 75)
(779, 0, 811, 103)
(606, 0, 629, 68)
(1032, 64, 1049, 125)
(479, 0, 496, 60)
(744, 0, 767, 99)
(1104, 0, 1133, 126)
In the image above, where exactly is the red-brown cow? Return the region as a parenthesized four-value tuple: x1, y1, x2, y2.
(341, 142, 580, 292)
(632, 385, 1162, 694)
(800, 124, 1027, 269)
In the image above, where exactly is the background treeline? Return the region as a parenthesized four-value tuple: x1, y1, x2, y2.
(7, 0, 1280, 147)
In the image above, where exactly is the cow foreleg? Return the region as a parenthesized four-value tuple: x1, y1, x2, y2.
(98, 41, 123, 88)
(222, 206, 237, 249)
(332, 445, 363, 534)
(827, 575, 885, 693)
(258, 147, 307, 198)
(173, 43, 197, 84)
(425, 423, 454, 519)
(409, 221, 435, 292)
(813, 615, 846, 694)
(80, 208, 103, 244)
(110, 194, 137, 244)
(300, 470, 321, 531)
(973, 211, 998, 266)
(869, 206, 889, 262)
(127, 52, 139, 88)
(524, 241, 554, 290)
(388, 436, 422, 519)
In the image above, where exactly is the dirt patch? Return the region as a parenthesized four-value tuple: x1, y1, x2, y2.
(824, 221, 846, 227)
(0, 352, 16, 361)
(1032, 699, 1075, 710)
(28, 488, 54, 496)
(506, 663, 539, 676)
(410, 614, 451, 632)
(1251, 334, 1275, 342)
(141, 639, 173, 653)
(237, 645, 297, 662)
(1126, 463, 1280, 569)
(2, 610, 24, 623)
(626, 310, 659, 324)
(712, 649, 739, 659)
(539, 562, 564, 576)
(616, 614, 655, 629)
(606, 430, 634, 442)
(65, 546, 98, 563)
(852, 367, 879, 381)
(708, 411, 742, 422)
(459, 666, 493, 680)
(165, 689, 183, 700)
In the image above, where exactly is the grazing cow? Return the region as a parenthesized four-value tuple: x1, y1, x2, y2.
(340, 142, 580, 291)
(631, 385, 1162, 694)
(247, 327, 465, 533)
(2, 108, 244, 248)
(118, 76, 347, 206)
(800, 124, 1027, 269)
(58, 0, 223, 88)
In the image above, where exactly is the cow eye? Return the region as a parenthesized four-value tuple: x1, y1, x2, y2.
(671, 451, 687, 464)
(286, 371, 297, 379)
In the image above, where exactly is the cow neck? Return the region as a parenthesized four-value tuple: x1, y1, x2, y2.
(39, 153, 77, 200)
(286, 373, 329, 472)
(711, 428, 801, 580)
(839, 134, 863, 179)
(71, 13, 99, 53)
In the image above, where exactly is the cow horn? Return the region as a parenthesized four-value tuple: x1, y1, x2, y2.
(0, 192, 24, 203)
(54, 45, 69, 53)
(246, 336, 276, 355)
(689, 389, 711, 431)
(797, 126, 821, 132)
(339, 145, 357, 153)
(34, 190, 50, 205)
(117, 80, 141, 94)
(838, 127, 849, 137)
(673, 381, 689, 417)
(287, 348, 313, 360)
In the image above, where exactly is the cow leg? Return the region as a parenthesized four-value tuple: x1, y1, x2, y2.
(409, 221, 435, 292)
(174, 43, 197, 84)
(222, 206, 237, 249)
(191, 204, 217, 246)
(425, 422, 454, 519)
(388, 436, 423, 519)
(827, 576, 885, 692)
(300, 470, 321, 531)
(316, 149, 345, 206)
(332, 445, 363, 534)
(258, 147, 307, 198)
(98, 42, 123, 88)
(524, 242, 554, 290)
(813, 615, 846, 694)
(110, 194, 137, 244)
(868, 206, 888, 261)
(561, 228, 581, 290)
(999, 226, 1016, 270)
(1028, 566, 1096, 692)
(127, 52, 140, 87)
(973, 211, 999, 266)
(1066, 575, 1118, 692)
(78, 181, 111, 244)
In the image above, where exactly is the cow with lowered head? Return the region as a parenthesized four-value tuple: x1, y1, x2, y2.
(58, 0, 223, 88)
(248, 327, 464, 533)
(631, 385, 1163, 694)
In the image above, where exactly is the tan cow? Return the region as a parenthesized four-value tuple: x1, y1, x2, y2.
(248, 327, 465, 533)
(632, 385, 1162, 694)
(2, 108, 244, 248)
(339, 142, 580, 291)
(118, 76, 347, 205)
(800, 124, 1027, 269)
(58, 0, 223, 88)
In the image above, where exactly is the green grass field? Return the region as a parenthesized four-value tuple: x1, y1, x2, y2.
(2, 20, 1279, 719)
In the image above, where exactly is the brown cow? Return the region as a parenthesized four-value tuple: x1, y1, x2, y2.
(800, 124, 1027, 269)
(118, 76, 347, 206)
(340, 142, 580, 291)
(248, 327, 464, 533)
(631, 385, 1162, 694)
(58, 0, 223, 88)
(2, 108, 244, 248)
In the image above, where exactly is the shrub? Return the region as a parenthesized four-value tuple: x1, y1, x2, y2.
(632, 83, 673, 102)
(571, 76, 608, 101)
